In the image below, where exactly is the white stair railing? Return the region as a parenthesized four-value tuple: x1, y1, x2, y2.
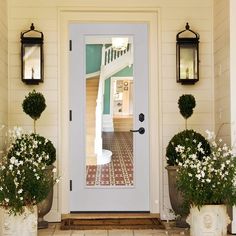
(102, 44, 131, 66)
(94, 44, 132, 161)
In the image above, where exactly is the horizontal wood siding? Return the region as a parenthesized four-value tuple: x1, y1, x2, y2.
(8, 0, 214, 221)
(0, 0, 8, 153)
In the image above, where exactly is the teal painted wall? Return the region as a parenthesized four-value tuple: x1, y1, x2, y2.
(103, 79, 111, 114)
(86, 44, 103, 74)
(112, 65, 133, 77)
(103, 65, 133, 114)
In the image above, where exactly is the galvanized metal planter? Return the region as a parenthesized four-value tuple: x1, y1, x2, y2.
(37, 165, 54, 229)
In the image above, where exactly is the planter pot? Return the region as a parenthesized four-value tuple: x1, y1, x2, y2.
(187, 205, 230, 236)
(0, 205, 37, 236)
(166, 165, 189, 228)
(37, 165, 54, 229)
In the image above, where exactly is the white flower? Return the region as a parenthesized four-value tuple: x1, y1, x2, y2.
(205, 130, 215, 140)
(5, 198, 9, 203)
(52, 168, 57, 173)
(175, 145, 185, 153)
(190, 154, 197, 160)
(0, 187, 3, 191)
(201, 171, 205, 178)
(10, 156, 16, 164)
(18, 189, 23, 194)
(196, 174, 201, 180)
(226, 160, 231, 165)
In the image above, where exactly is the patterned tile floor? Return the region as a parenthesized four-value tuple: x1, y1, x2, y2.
(86, 132, 133, 186)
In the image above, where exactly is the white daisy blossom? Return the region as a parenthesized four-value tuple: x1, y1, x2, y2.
(18, 189, 23, 194)
(175, 145, 185, 153)
(205, 130, 215, 140)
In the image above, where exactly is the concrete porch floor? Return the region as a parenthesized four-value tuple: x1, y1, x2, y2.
(38, 223, 233, 236)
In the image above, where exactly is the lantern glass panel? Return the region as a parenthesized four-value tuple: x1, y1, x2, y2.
(22, 44, 41, 80)
(179, 44, 198, 80)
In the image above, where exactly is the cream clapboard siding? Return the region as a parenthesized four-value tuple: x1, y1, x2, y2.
(213, 0, 230, 143)
(8, 0, 214, 220)
(229, 1, 236, 149)
(0, 0, 8, 153)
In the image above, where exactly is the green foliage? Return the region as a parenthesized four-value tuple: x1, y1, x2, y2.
(22, 90, 46, 120)
(32, 134, 56, 166)
(0, 130, 58, 215)
(178, 94, 196, 119)
(166, 129, 211, 166)
(176, 131, 236, 207)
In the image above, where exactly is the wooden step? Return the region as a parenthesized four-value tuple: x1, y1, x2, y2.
(113, 117, 133, 132)
(61, 213, 164, 230)
(86, 77, 99, 160)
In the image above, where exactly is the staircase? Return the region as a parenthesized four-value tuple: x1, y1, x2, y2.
(86, 76, 99, 165)
(113, 116, 133, 132)
(86, 44, 133, 165)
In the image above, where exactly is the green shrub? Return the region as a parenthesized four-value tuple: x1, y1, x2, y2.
(166, 129, 211, 166)
(22, 90, 46, 121)
(178, 94, 196, 119)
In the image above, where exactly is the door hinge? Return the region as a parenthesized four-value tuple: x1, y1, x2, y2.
(70, 180, 72, 191)
(69, 40, 72, 51)
(69, 110, 72, 121)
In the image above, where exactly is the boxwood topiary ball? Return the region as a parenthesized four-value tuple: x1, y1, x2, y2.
(22, 90, 46, 120)
(178, 94, 196, 119)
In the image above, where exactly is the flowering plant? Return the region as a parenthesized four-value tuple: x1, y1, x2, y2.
(176, 130, 236, 208)
(0, 128, 59, 215)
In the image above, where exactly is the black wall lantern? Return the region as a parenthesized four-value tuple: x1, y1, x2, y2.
(176, 23, 200, 85)
(21, 23, 44, 84)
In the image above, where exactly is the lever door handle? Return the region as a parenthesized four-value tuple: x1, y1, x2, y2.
(130, 127, 145, 134)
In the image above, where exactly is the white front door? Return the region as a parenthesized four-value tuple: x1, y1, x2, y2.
(69, 23, 149, 211)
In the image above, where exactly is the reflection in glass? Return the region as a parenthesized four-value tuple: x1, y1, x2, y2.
(23, 45, 41, 80)
(85, 36, 134, 187)
(179, 45, 197, 80)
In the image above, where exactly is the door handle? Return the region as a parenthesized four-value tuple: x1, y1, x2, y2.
(130, 127, 145, 134)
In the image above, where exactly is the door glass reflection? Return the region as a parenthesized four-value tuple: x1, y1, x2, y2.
(85, 36, 134, 187)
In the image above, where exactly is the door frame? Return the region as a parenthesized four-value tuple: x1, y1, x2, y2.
(59, 8, 162, 215)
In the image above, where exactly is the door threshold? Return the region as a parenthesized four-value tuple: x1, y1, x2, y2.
(61, 212, 164, 230)
(62, 212, 160, 219)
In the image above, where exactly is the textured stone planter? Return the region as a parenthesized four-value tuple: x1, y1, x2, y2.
(0, 205, 37, 236)
(166, 165, 189, 227)
(187, 205, 230, 236)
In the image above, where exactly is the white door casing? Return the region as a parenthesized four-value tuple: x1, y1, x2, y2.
(69, 23, 149, 211)
(59, 9, 160, 216)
